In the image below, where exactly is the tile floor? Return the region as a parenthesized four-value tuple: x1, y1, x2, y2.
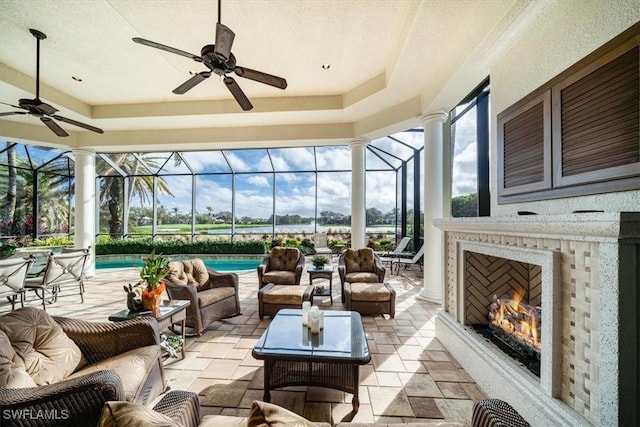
(2, 259, 486, 425)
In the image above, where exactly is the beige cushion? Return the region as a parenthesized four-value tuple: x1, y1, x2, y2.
(167, 259, 210, 292)
(70, 345, 161, 402)
(0, 307, 82, 386)
(344, 248, 375, 272)
(349, 282, 390, 302)
(248, 401, 327, 427)
(268, 247, 300, 271)
(0, 330, 37, 388)
(198, 287, 236, 308)
(262, 285, 307, 305)
(262, 270, 296, 285)
(345, 272, 379, 284)
(199, 415, 247, 427)
(98, 401, 174, 427)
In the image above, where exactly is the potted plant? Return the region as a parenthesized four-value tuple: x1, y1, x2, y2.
(139, 250, 172, 310)
(311, 254, 330, 269)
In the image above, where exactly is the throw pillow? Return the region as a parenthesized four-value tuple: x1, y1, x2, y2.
(0, 330, 37, 388)
(98, 401, 174, 427)
(0, 307, 83, 386)
(247, 401, 320, 427)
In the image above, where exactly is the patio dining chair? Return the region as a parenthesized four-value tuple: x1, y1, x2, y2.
(24, 249, 89, 310)
(0, 256, 34, 311)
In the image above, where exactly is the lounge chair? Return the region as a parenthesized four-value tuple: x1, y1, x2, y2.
(389, 245, 424, 275)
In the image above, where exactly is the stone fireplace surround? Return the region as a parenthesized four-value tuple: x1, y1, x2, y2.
(433, 212, 639, 427)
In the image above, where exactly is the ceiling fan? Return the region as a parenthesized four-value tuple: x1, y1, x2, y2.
(0, 29, 104, 137)
(132, 0, 287, 111)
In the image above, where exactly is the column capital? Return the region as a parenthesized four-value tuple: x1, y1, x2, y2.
(419, 111, 448, 125)
(71, 148, 96, 156)
(349, 138, 370, 148)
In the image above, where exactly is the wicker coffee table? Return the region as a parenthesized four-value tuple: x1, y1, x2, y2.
(252, 308, 370, 412)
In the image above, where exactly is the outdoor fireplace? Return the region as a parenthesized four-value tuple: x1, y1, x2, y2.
(431, 212, 640, 427)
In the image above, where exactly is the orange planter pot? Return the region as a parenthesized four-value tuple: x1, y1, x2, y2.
(141, 282, 166, 310)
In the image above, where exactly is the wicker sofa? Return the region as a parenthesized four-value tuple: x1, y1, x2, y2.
(0, 307, 166, 426)
(164, 258, 241, 336)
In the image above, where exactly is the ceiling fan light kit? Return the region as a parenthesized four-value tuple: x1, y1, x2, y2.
(0, 28, 104, 137)
(132, 0, 287, 111)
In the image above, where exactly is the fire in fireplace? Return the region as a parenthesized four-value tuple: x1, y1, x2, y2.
(489, 290, 541, 352)
(473, 289, 542, 377)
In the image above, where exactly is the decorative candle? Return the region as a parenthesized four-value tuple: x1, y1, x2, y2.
(302, 301, 311, 326)
(309, 306, 320, 334)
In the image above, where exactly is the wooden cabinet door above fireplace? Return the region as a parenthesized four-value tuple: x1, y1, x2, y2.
(497, 24, 640, 204)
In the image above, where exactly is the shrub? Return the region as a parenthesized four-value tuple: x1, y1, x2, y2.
(95, 238, 267, 255)
(0, 241, 19, 258)
(30, 236, 74, 247)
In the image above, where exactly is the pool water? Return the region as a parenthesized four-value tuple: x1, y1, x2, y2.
(96, 255, 262, 271)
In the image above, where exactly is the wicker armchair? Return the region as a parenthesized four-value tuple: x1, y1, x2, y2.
(164, 258, 241, 336)
(0, 307, 166, 427)
(338, 247, 386, 303)
(257, 246, 306, 289)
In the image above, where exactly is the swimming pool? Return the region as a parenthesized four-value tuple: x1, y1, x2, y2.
(96, 255, 263, 271)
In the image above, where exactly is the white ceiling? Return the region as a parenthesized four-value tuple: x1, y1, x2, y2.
(0, 0, 537, 151)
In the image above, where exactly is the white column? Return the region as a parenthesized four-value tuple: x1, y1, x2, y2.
(350, 138, 368, 248)
(417, 112, 449, 303)
(73, 149, 96, 277)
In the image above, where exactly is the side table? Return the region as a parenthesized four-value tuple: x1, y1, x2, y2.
(307, 265, 334, 304)
(108, 299, 190, 359)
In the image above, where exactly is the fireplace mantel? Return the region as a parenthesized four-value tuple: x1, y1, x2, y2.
(433, 211, 640, 240)
(432, 211, 639, 427)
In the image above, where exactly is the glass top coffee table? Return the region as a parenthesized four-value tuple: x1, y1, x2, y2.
(252, 308, 370, 412)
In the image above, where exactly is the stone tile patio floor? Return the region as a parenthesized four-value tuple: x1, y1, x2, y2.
(2, 260, 486, 425)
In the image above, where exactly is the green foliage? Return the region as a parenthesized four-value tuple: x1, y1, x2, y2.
(0, 241, 19, 258)
(452, 193, 478, 217)
(95, 238, 267, 255)
(311, 254, 330, 268)
(369, 238, 394, 251)
(328, 238, 347, 253)
(139, 250, 171, 290)
(29, 236, 75, 247)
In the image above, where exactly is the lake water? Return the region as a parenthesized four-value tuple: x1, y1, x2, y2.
(205, 223, 397, 235)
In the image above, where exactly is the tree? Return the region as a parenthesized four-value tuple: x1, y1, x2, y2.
(452, 193, 478, 217)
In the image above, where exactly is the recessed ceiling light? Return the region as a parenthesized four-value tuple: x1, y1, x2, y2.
(72, 76, 82, 82)
(322, 64, 331, 70)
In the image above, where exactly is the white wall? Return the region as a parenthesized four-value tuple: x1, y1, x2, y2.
(490, 0, 640, 216)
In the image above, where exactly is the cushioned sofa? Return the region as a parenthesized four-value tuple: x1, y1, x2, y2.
(0, 307, 166, 426)
(164, 258, 241, 336)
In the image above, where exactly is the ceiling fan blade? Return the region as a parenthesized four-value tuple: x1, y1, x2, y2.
(0, 111, 28, 117)
(224, 76, 253, 111)
(35, 102, 58, 115)
(132, 37, 202, 62)
(172, 71, 211, 94)
(0, 101, 25, 110)
(234, 66, 287, 89)
(52, 115, 104, 134)
(41, 117, 68, 137)
(214, 23, 235, 62)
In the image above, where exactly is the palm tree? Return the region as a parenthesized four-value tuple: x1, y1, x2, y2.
(98, 153, 175, 238)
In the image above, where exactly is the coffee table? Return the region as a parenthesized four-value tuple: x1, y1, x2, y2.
(108, 299, 190, 359)
(252, 308, 370, 412)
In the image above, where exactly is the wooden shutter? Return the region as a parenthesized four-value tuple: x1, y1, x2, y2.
(553, 43, 639, 187)
(498, 91, 551, 196)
